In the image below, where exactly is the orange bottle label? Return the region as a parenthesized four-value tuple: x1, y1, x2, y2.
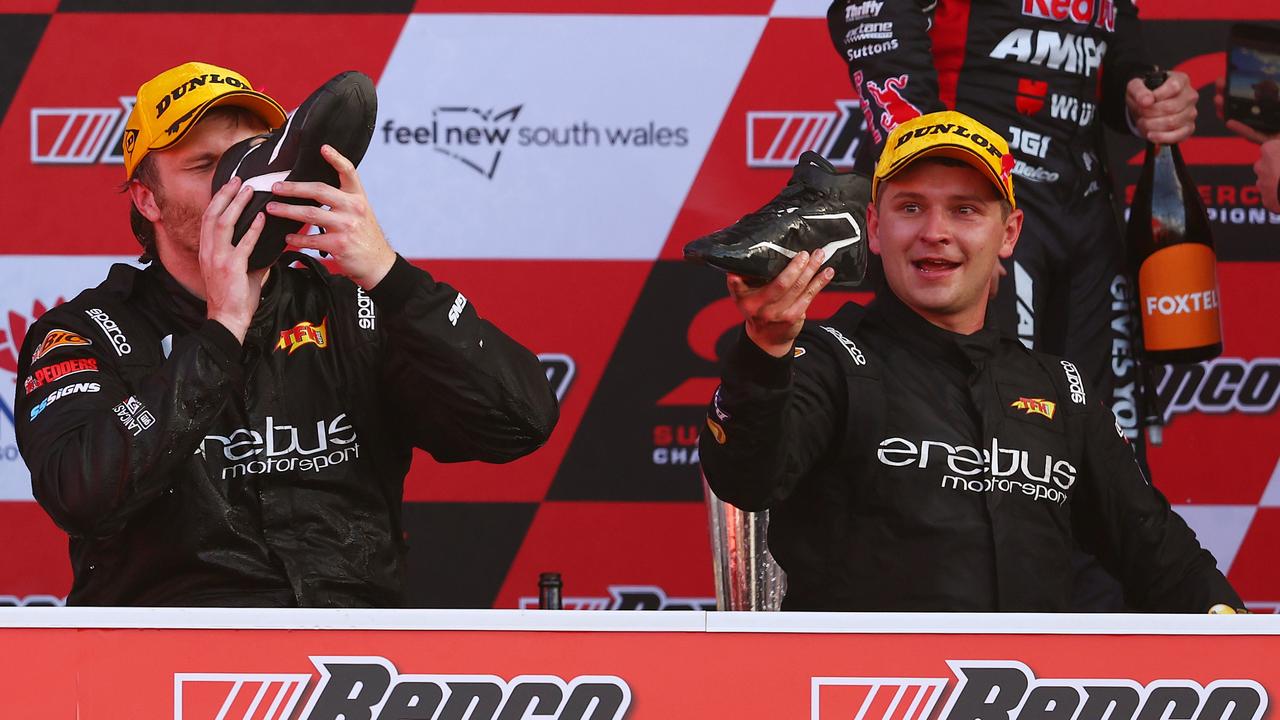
(1138, 243, 1221, 351)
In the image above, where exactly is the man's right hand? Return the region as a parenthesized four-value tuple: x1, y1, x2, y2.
(201, 176, 269, 344)
(728, 249, 834, 358)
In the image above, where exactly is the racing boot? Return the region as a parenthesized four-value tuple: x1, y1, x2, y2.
(212, 70, 378, 270)
(683, 151, 870, 286)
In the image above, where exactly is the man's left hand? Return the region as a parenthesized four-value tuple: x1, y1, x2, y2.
(1257, 140, 1280, 215)
(1126, 70, 1198, 144)
(266, 144, 397, 290)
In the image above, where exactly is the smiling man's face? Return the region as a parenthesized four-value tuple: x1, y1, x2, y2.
(868, 157, 1022, 334)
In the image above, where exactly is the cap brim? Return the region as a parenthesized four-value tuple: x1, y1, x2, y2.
(148, 89, 288, 153)
(875, 143, 1015, 209)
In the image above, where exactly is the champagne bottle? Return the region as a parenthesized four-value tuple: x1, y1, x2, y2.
(1127, 71, 1223, 365)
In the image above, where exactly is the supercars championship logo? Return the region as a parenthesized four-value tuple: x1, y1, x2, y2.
(174, 656, 630, 720)
(814, 661, 1268, 720)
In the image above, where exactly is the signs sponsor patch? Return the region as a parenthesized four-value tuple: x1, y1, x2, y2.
(29, 382, 100, 421)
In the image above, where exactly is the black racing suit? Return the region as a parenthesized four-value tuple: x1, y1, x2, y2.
(16, 254, 558, 607)
(699, 293, 1239, 611)
(827, 0, 1152, 444)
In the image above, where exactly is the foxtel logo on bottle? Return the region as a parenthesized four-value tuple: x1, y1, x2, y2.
(1144, 289, 1219, 316)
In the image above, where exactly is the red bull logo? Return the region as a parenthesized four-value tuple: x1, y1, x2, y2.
(864, 74, 922, 135)
(1011, 397, 1056, 420)
(276, 318, 329, 355)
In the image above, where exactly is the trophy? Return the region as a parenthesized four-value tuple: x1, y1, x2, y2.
(704, 474, 786, 611)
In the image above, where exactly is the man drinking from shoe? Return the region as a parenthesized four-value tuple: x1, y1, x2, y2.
(698, 110, 1241, 612)
(15, 61, 559, 606)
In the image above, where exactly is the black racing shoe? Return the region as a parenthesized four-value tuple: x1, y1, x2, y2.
(212, 70, 378, 270)
(683, 151, 870, 286)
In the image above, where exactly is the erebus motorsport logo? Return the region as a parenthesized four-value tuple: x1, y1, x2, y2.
(382, 103, 689, 180)
(197, 413, 360, 481)
(30, 97, 134, 165)
(746, 100, 864, 168)
(813, 661, 1267, 720)
(517, 584, 714, 611)
(878, 436, 1077, 504)
(174, 656, 630, 720)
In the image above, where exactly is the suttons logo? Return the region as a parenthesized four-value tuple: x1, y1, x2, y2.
(30, 329, 92, 362)
(276, 318, 328, 355)
(174, 655, 632, 720)
(1011, 397, 1056, 420)
(746, 99, 864, 168)
(813, 661, 1267, 720)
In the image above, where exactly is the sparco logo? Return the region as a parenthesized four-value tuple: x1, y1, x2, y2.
(819, 324, 867, 366)
(1155, 358, 1280, 423)
(878, 436, 1077, 503)
(1061, 359, 1085, 404)
(746, 100, 864, 168)
(813, 660, 1267, 720)
(86, 308, 131, 356)
(175, 655, 631, 720)
(198, 413, 359, 480)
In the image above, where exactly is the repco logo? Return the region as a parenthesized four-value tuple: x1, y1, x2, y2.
(1155, 357, 1280, 422)
(176, 655, 631, 720)
(814, 660, 1267, 720)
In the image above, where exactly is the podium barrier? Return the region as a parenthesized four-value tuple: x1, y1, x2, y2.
(0, 610, 1277, 719)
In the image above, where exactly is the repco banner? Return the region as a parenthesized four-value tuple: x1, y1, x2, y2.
(0, 614, 1276, 718)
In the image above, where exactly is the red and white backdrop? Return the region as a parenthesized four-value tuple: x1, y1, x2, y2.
(0, 1, 1276, 610)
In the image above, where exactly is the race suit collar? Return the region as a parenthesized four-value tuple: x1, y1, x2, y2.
(870, 288, 1000, 369)
(144, 260, 283, 331)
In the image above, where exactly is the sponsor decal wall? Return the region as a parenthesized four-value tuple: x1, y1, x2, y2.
(0, 2, 1275, 611)
(0, 612, 1278, 717)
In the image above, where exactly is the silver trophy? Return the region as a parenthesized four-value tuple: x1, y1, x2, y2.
(704, 475, 787, 611)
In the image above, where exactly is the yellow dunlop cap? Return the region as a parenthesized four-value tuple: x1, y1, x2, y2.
(122, 61, 288, 180)
(872, 110, 1017, 209)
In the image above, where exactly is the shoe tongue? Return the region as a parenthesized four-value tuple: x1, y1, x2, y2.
(792, 150, 838, 186)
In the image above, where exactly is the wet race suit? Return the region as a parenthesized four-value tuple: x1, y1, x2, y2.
(16, 254, 558, 606)
(827, 0, 1152, 443)
(699, 293, 1239, 611)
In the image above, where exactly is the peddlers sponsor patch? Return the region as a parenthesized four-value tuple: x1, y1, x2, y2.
(1010, 396, 1056, 420)
(30, 329, 92, 361)
(24, 357, 98, 395)
(276, 318, 329, 355)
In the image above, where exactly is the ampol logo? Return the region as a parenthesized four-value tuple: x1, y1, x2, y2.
(175, 655, 631, 720)
(813, 660, 1268, 720)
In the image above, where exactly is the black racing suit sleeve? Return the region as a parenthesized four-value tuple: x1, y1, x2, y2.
(368, 255, 559, 463)
(17, 316, 241, 539)
(1100, 0, 1155, 134)
(1071, 400, 1243, 612)
(699, 328, 845, 512)
(827, 0, 945, 167)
